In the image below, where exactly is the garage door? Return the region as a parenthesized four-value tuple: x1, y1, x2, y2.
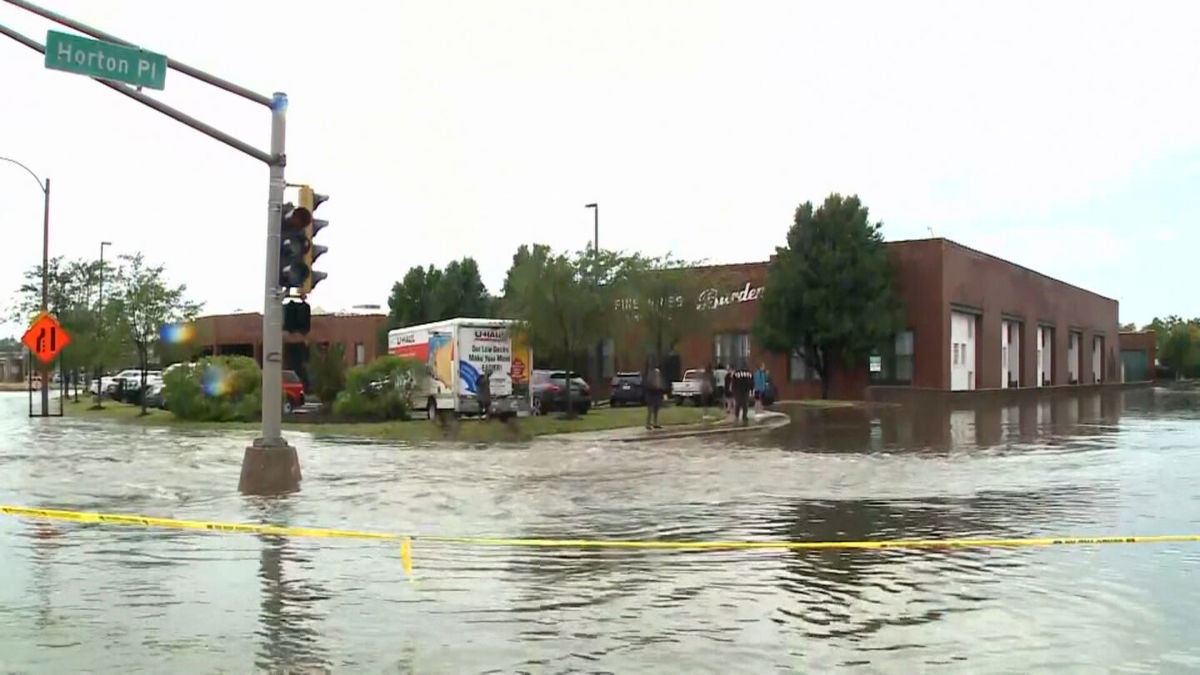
(1120, 349, 1149, 382)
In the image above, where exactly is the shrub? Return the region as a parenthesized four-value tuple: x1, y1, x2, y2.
(333, 355, 423, 421)
(310, 343, 347, 411)
(164, 355, 265, 422)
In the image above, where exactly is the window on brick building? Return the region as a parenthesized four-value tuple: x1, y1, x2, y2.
(714, 332, 751, 369)
(871, 330, 914, 384)
(355, 342, 365, 365)
(789, 347, 819, 381)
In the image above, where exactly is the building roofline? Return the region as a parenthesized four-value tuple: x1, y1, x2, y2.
(885, 237, 1118, 304)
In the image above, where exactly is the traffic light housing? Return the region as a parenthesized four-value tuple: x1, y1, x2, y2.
(297, 185, 328, 296)
(283, 299, 311, 334)
(278, 202, 310, 289)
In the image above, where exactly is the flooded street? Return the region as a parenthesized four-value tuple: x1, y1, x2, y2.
(2, 388, 1200, 672)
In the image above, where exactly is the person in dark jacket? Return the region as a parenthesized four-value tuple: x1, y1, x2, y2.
(476, 371, 492, 420)
(643, 364, 665, 429)
(731, 363, 754, 425)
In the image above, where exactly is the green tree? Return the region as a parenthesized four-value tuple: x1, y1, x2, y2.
(333, 355, 423, 420)
(387, 265, 443, 328)
(754, 193, 903, 398)
(9, 256, 124, 401)
(386, 257, 495, 329)
(1158, 320, 1198, 379)
(504, 248, 622, 417)
(108, 253, 202, 415)
(502, 244, 552, 298)
(615, 254, 714, 368)
(309, 342, 347, 413)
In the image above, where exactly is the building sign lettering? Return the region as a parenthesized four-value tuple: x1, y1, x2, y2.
(615, 282, 764, 313)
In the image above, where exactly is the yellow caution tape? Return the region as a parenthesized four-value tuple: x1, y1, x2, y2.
(5, 504, 1200, 580)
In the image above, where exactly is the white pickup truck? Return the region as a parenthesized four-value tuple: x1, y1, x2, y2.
(671, 369, 713, 405)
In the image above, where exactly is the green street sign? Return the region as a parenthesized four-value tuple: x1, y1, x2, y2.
(44, 30, 167, 91)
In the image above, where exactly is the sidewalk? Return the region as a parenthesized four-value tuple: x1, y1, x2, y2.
(545, 409, 790, 444)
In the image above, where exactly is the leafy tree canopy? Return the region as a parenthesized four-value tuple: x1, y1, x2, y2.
(753, 193, 902, 398)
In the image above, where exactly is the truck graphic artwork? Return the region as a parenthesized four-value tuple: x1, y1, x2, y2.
(387, 318, 527, 420)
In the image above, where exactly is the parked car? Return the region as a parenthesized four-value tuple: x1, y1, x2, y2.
(282, 370, 305, 413)
(671, 369, 713, 405)
(106, 369, 162, 402)
(609, 372, 644, 407)
(532, 370, 591, 415)
(142, 381, 166, 409)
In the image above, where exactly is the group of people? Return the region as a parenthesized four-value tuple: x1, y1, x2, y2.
(641, 361, 775, 429)
(716, 362, 774, 425)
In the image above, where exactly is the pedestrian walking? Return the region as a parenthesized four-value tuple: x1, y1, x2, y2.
(476, 370, 492, 420)
(732, 362, 754, 425)
(723, 367, 734, 417)
(701, 364, 717, 420)
(753, 363, 768, 413)
(644, 364, 665, 429)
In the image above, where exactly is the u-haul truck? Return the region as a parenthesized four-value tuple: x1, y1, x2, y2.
(387, 317, 532, 421)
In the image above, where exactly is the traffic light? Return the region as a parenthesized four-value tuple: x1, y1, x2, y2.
(297, 185, 328, 296)
(278, 202, 310, 289)
(283, 299, 311, 334)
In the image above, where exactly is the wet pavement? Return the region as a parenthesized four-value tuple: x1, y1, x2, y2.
(2, 387, 1200, 672)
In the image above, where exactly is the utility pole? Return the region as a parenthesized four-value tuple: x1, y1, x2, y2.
(585, 203, 602, 387)
(1, 0, 300, 493)
(97, 240, 111, 402)
(0, 156, 51, 416)
(585, 203, 598, 253)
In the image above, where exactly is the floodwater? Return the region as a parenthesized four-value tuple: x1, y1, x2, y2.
(1, 388, 1199, 672)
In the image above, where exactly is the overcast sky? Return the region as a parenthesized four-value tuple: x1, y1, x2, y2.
(1, 0, 1196, 338)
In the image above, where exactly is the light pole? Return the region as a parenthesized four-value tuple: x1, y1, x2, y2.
(1, 155, 51, 416)
(585, 203, 598, 253)
(96, 240, 111, 402)
(585, 203, 602, 388)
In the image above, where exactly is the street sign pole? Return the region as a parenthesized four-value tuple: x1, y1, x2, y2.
(2, 0, 301, 491)
(261, 93, 286, 448)
(40, 177, 49, 417)
(238, 92, 300, 494)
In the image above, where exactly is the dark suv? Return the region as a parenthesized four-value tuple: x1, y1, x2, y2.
(532, 370, 591, 415)
(609, 372, 643, 407)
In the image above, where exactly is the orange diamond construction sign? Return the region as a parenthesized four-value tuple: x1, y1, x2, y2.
(22, 313, 70, 364)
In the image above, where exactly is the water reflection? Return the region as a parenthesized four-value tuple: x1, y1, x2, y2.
(772, 389, 1129, 453)
(3, 388, 1200, 671)
(252, 500, 330, 673)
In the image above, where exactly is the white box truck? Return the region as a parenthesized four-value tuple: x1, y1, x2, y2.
(387, 317, 532, 421)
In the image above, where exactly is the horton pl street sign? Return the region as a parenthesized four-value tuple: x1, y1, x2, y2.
(44, 30, 167, 91)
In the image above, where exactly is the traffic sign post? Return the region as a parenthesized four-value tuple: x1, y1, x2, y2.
(22, 312, 70, 363)
(44, 30, 166, 90)
(22, 313, 69, 417)
(2, 0, 300, 491)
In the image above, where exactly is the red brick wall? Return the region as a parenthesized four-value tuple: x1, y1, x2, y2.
(936, 241, 1120, 387)
(194, 313, 387, 367)
(1119, 331, 1157, 379)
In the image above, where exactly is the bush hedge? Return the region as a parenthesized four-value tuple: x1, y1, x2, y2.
(164, 355, 265, 422)
(333, 356, 423, 421)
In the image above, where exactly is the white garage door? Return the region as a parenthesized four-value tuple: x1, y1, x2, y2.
(951, 311, 976, 391)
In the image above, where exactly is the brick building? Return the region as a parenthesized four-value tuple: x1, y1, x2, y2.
(193, 310, 387, 387)
(1118, 331, 1157, 382)
(609, 238, 1125, 400)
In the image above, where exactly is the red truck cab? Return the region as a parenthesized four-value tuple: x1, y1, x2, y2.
(282, 370, 305, 413)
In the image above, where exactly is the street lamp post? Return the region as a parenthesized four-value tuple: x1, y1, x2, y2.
(585, 203, 602, 387)
(96, 240, 111, 403)
(1, 155, 51, 416)
(585, 203, 598, 253)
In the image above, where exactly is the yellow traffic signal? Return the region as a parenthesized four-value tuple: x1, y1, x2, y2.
(297, 185, 328, 296)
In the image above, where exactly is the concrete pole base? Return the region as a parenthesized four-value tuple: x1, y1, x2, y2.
(238, 441, 302, 495)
